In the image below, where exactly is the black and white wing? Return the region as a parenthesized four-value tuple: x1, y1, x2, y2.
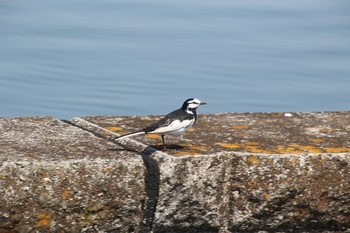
(143, 109, 195, 134)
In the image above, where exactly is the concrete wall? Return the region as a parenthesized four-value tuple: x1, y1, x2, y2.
(1, 112, 350, 232)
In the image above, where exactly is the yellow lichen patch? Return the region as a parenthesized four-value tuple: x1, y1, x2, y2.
(232, 125, 249, 130)
(309, 138, 324, 143)
(104, 126, 123, 132)
(242, 141, 273, 153)
(275, 144, 322, 154)
(37, 212, 51, 227)
(243, 145, 271, 154)
(248, 147, 272, 153)
(191, 145, 206, 151)
(217, 143, 241, 149)
(285, 148, 302, 154)
(298, 145, 323, 153)
(145, 134, 160, 139)
(324, 147, 350, 153)
(62, 189, 71, 200)
(174, 151, 201, 156)
(288, 143, 301, 148)
(247, 155, 260, 166)
(275, 146, 286, 153)
(278, 143, 302, 154)
(263, 193, 271, 200)
(173, 144, 207, 156)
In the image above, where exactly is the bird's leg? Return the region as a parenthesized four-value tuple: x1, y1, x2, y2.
(180, 135, 184, 142)
(179, 135, 192, 144)
(161, 134, 167, 150)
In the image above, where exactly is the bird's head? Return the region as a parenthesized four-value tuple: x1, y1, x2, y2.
(181, 98, 206, 110)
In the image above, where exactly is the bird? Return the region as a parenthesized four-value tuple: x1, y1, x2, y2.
(115, 98, 206, 149)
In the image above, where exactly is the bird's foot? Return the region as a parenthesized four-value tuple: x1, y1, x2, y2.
(179, 135, 192, 142)
(179, 136, 194, 146)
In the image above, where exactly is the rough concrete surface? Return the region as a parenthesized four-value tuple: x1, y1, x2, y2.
(78, 112, 350, 232)
(153, 152, 350, 232)
(1, 112, 350, 232)
(82, 112, 350, 156)
(0, 117, 145, 232)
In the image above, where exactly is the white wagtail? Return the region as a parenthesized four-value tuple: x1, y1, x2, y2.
(116, 98, 206, 149)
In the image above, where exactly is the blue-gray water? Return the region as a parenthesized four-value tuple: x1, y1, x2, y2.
(1, 0, 350, 119)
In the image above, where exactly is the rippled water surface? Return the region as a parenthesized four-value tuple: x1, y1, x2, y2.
(1, 0, 350, 119)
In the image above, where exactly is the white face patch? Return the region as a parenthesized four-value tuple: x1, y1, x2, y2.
(187, 98, 201, 109)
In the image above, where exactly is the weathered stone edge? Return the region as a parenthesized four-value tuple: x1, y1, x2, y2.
(70, 117, 350, 232)
(71, 117, 168, 157)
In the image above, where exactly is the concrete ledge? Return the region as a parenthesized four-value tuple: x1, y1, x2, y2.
(1, 112, 350, 232)
(154, 152, 350, 232)
(0, 117, 145, 232)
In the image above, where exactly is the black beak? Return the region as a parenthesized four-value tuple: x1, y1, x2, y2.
(200, 102, 207, 105)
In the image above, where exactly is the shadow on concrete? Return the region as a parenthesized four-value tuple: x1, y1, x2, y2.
(108, 146, 160, 233)
(139, 147, 160, 233)
(150, 144, 184, 151)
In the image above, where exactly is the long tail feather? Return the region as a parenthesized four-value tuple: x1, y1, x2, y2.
(115, 131, 145, 140)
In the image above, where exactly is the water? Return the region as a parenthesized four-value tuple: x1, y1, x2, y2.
(1, 0, 350, 119)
